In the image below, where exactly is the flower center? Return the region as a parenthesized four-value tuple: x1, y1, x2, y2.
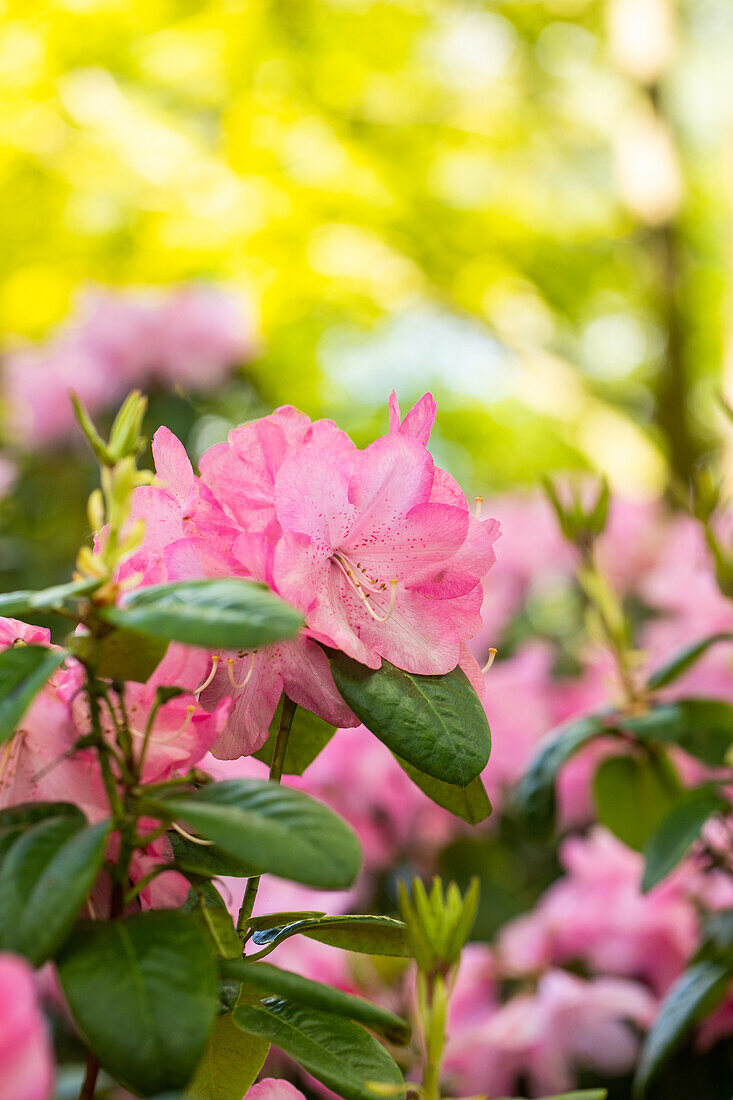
(331, 552, 397, 623)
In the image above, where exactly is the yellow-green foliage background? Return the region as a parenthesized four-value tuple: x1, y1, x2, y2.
(0, 0, 731, 498)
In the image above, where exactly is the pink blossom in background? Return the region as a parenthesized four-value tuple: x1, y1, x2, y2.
(0, 953, 54, 1100)
(1, 284, 254, 447)
(451, 970, 654, 1099)
(247, 1080, 307, 1100)
(497, 827, 703, 995)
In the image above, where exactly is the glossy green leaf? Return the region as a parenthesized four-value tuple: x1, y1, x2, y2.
(147, 779, 361, 890)
(102, 579, 303, 650)
(0, 578, 101, 618)
(169, 831, 258, 880)
(593, 753, 682, 852)
(330, 654, 490, 787)
(58, 912, 220, 1096)
(647, 633, 733, 689)
(186, 1014, 269, 1100)
(634, 960, 733, 1093)
(0, 801, 85, 829)
(394, 754, 491, 824)
(623, 699, 733, 767)
(0, 815, 110, 964)
(183, 885, 242, 960)
(68, 626, 169, 683)
(222, 959, 410, 1044)
(247, 910, 325, 932)
(254, 698, 336, 775)
(642, 788, 729, 892)
(233, 999, 405, 1100)
(0, 645, 66, 745)
(514, 715, 606, 832)
(249, 914, 410, 958)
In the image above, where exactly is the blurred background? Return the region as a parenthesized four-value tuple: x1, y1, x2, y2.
(1, 0, 733, 529)
(5, 5, 733, 1097)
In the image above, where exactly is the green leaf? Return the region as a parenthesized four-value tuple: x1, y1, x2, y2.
(102, 579, 303, 651)
(394, 755, 491, 825)
(0, 578, 102, 618)
(146, 779, 361, 890)
(330, 654, 490, 787)
(68, 627, 169, 683)
(0, 645, 66, 745)
(222, 959, 410, 1044)
(233, 1000, 405, 1100)
(623, 699, 733, 767)
(183, 885, 242, 960)
(647, 633, 733, 689)
(249, 914, 410, 958)
(186, 1014, 269, 1100)
(0, 815, 110, 965)
(634, 960, 733, 1094)
(514, 715, 606, 833)
(247, 910, 325, 931)
(254, 698, 336, 775)
(642, 788, 729, 892)
(0, 801, 85, 829)
(58, 912, 220, 1096)
(593, 752, 682, 852)
(169, 831, 258, 880)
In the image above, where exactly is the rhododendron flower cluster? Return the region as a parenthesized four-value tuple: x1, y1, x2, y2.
(122, 392, 500, 758)
(2, 283, 253, 446)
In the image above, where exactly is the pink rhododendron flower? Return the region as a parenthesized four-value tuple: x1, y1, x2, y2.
(272, 403, 499, 675)
(125, 426, 358, 758)
(0, 954, 54, 1100)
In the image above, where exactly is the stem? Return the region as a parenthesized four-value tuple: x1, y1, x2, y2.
(417, 972, 448, 1100)
(79, 1054, 100, 1100)
(237, 695, 297, 941)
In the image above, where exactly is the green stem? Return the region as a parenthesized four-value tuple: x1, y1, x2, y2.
(417, 972, 448, 1100)
(237, 695, 297, 941)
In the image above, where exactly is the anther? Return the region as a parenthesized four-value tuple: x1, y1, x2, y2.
(474, 496, 484, 519)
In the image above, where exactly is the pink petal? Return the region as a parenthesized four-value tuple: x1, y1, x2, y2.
(280, 637, 359, 729)
(345, 502, 468, 587)
(152, 426, 194, 503)
(275, 446, 356, 551)
(388, 391, 437, 445)
(347, 433, 434, 542)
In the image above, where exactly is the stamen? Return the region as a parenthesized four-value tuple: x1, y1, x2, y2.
(474, 496, 484, 519)
(130, 705, 197, 745)
(362, 578, 397, 622)
(481, 648, 497, 673)
(332, 555, 398, 622)
(195, 654, 220, 695)
(171, 822, 214, 846)
(226, 653, 256, 692)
